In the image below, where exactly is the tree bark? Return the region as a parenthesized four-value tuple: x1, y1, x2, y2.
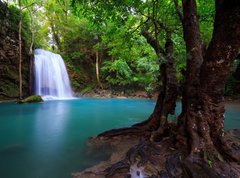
(95, 51, 102, 88)
(178, 0, 240, 169)
(29, 55, 34, 95)
(28, 9, 34, 55)
(197, 0, 240, 161)
(180, 0, 203, 115)
(27, 9, 34, 95)
(150, 32, 179, 140)
(18, 10, 23, 99)
(50, 20, 61, 51)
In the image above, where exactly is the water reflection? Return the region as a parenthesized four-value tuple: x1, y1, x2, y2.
(0, 99, 239, 178)
(32, 101, 70, 169)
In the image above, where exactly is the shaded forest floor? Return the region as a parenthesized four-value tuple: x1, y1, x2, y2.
(79, 88, 240, 101)
(79, 88, 159, 99)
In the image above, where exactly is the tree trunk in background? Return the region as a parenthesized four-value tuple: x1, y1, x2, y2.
(134, 31, 178, 134)
(29, 55, 34, 95)
(150, 32, 179, 140)
(50, 21, 61, 51)
(28, 10, 34, 95)
(95, 51, 102, 88)
(18, 11, 23, 99)
(28, 9, 34, 55)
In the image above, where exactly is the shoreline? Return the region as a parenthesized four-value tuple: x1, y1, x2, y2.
(78, 89, 159, 100)
(0, 95, 239, 103)
(0, 89, 239, 103)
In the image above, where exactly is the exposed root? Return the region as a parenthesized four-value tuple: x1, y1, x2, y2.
(97, 114, 160, 139)
(74, 129, 240, 178)
(104, 161, 130, 177)
(98, 127, 151, 138)
(216, 132, 240, 162)
(182, 154, 240, 178)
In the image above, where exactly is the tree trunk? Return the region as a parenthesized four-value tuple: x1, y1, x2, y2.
(175, 0, 205, 153)
(50, 20, 61, 51)
(176, 1, 240, 176)
(197, 0, 240, 160)
(95, 51, 102, 88)
(28, 9, 34, 55)
(29, 55, 34, 95)
(150, 32, 179, 140)
(18, 13, 23, 99)
(28, 10, 34, 95)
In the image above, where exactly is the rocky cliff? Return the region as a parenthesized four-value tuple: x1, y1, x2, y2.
(0, 1, 30, 100)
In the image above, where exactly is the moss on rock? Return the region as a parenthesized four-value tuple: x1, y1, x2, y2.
(18, 95, 43, 104)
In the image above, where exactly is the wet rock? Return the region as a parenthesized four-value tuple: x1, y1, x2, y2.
(0, 1, 30, 101)
(18, 95, 44, 104)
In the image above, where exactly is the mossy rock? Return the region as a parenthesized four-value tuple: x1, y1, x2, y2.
(18, 95, 44, 104)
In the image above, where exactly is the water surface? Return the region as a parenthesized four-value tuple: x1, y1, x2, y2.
(0, 98, 239, 178)
(0, 98, 155, 178)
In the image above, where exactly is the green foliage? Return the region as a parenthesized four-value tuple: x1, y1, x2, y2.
(0, 81, 18, 98)
(80, 83, 96, 94)
(207, 160, 213, 168)
(198, 0, 215, 45)
(7, 2, 34, 51)
(21, 11, 31, 47)
(134, 56, 159, 91)
(101, 59, 133, 86)
(216, 154, 223, 162)
(8, 5, 20, 31)
(6, 0, 223, 94)
(72, 80, 81, 89)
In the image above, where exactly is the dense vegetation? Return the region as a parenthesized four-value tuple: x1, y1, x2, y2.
(4, 0, 239, 97)
(1, 0, 240, 177)
(77, 1, 240, 177)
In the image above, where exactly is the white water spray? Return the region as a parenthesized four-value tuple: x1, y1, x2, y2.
(34, 49, 74, 100)
(130, 164, 145, 178)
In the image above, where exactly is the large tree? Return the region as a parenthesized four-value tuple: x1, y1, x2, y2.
(76, 0, 240, 177)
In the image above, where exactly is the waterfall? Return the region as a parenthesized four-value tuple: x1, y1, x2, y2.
(34, 49, 74, 100)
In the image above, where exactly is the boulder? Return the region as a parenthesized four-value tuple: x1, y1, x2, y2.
(18, 95, 43, 104)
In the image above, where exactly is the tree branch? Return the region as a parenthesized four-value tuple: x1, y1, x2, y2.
(22, 2, 36, 10)
(156, 20, 169, 33)
(128, 18, 150, 36)
(173, 0, 183, 23)
(141, 30, 166, 56)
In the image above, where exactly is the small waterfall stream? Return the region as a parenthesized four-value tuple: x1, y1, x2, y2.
(34, 49, 74, 100)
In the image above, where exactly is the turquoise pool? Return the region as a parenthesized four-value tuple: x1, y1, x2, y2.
(0, 98, 239, 178)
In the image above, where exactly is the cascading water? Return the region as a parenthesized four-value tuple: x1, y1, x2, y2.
(34, 49, 74, 100)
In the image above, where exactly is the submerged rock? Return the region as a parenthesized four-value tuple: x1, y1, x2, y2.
(18, 95, 44, 104)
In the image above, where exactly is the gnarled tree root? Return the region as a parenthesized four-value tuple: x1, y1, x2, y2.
(74, 130, 240, 178)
